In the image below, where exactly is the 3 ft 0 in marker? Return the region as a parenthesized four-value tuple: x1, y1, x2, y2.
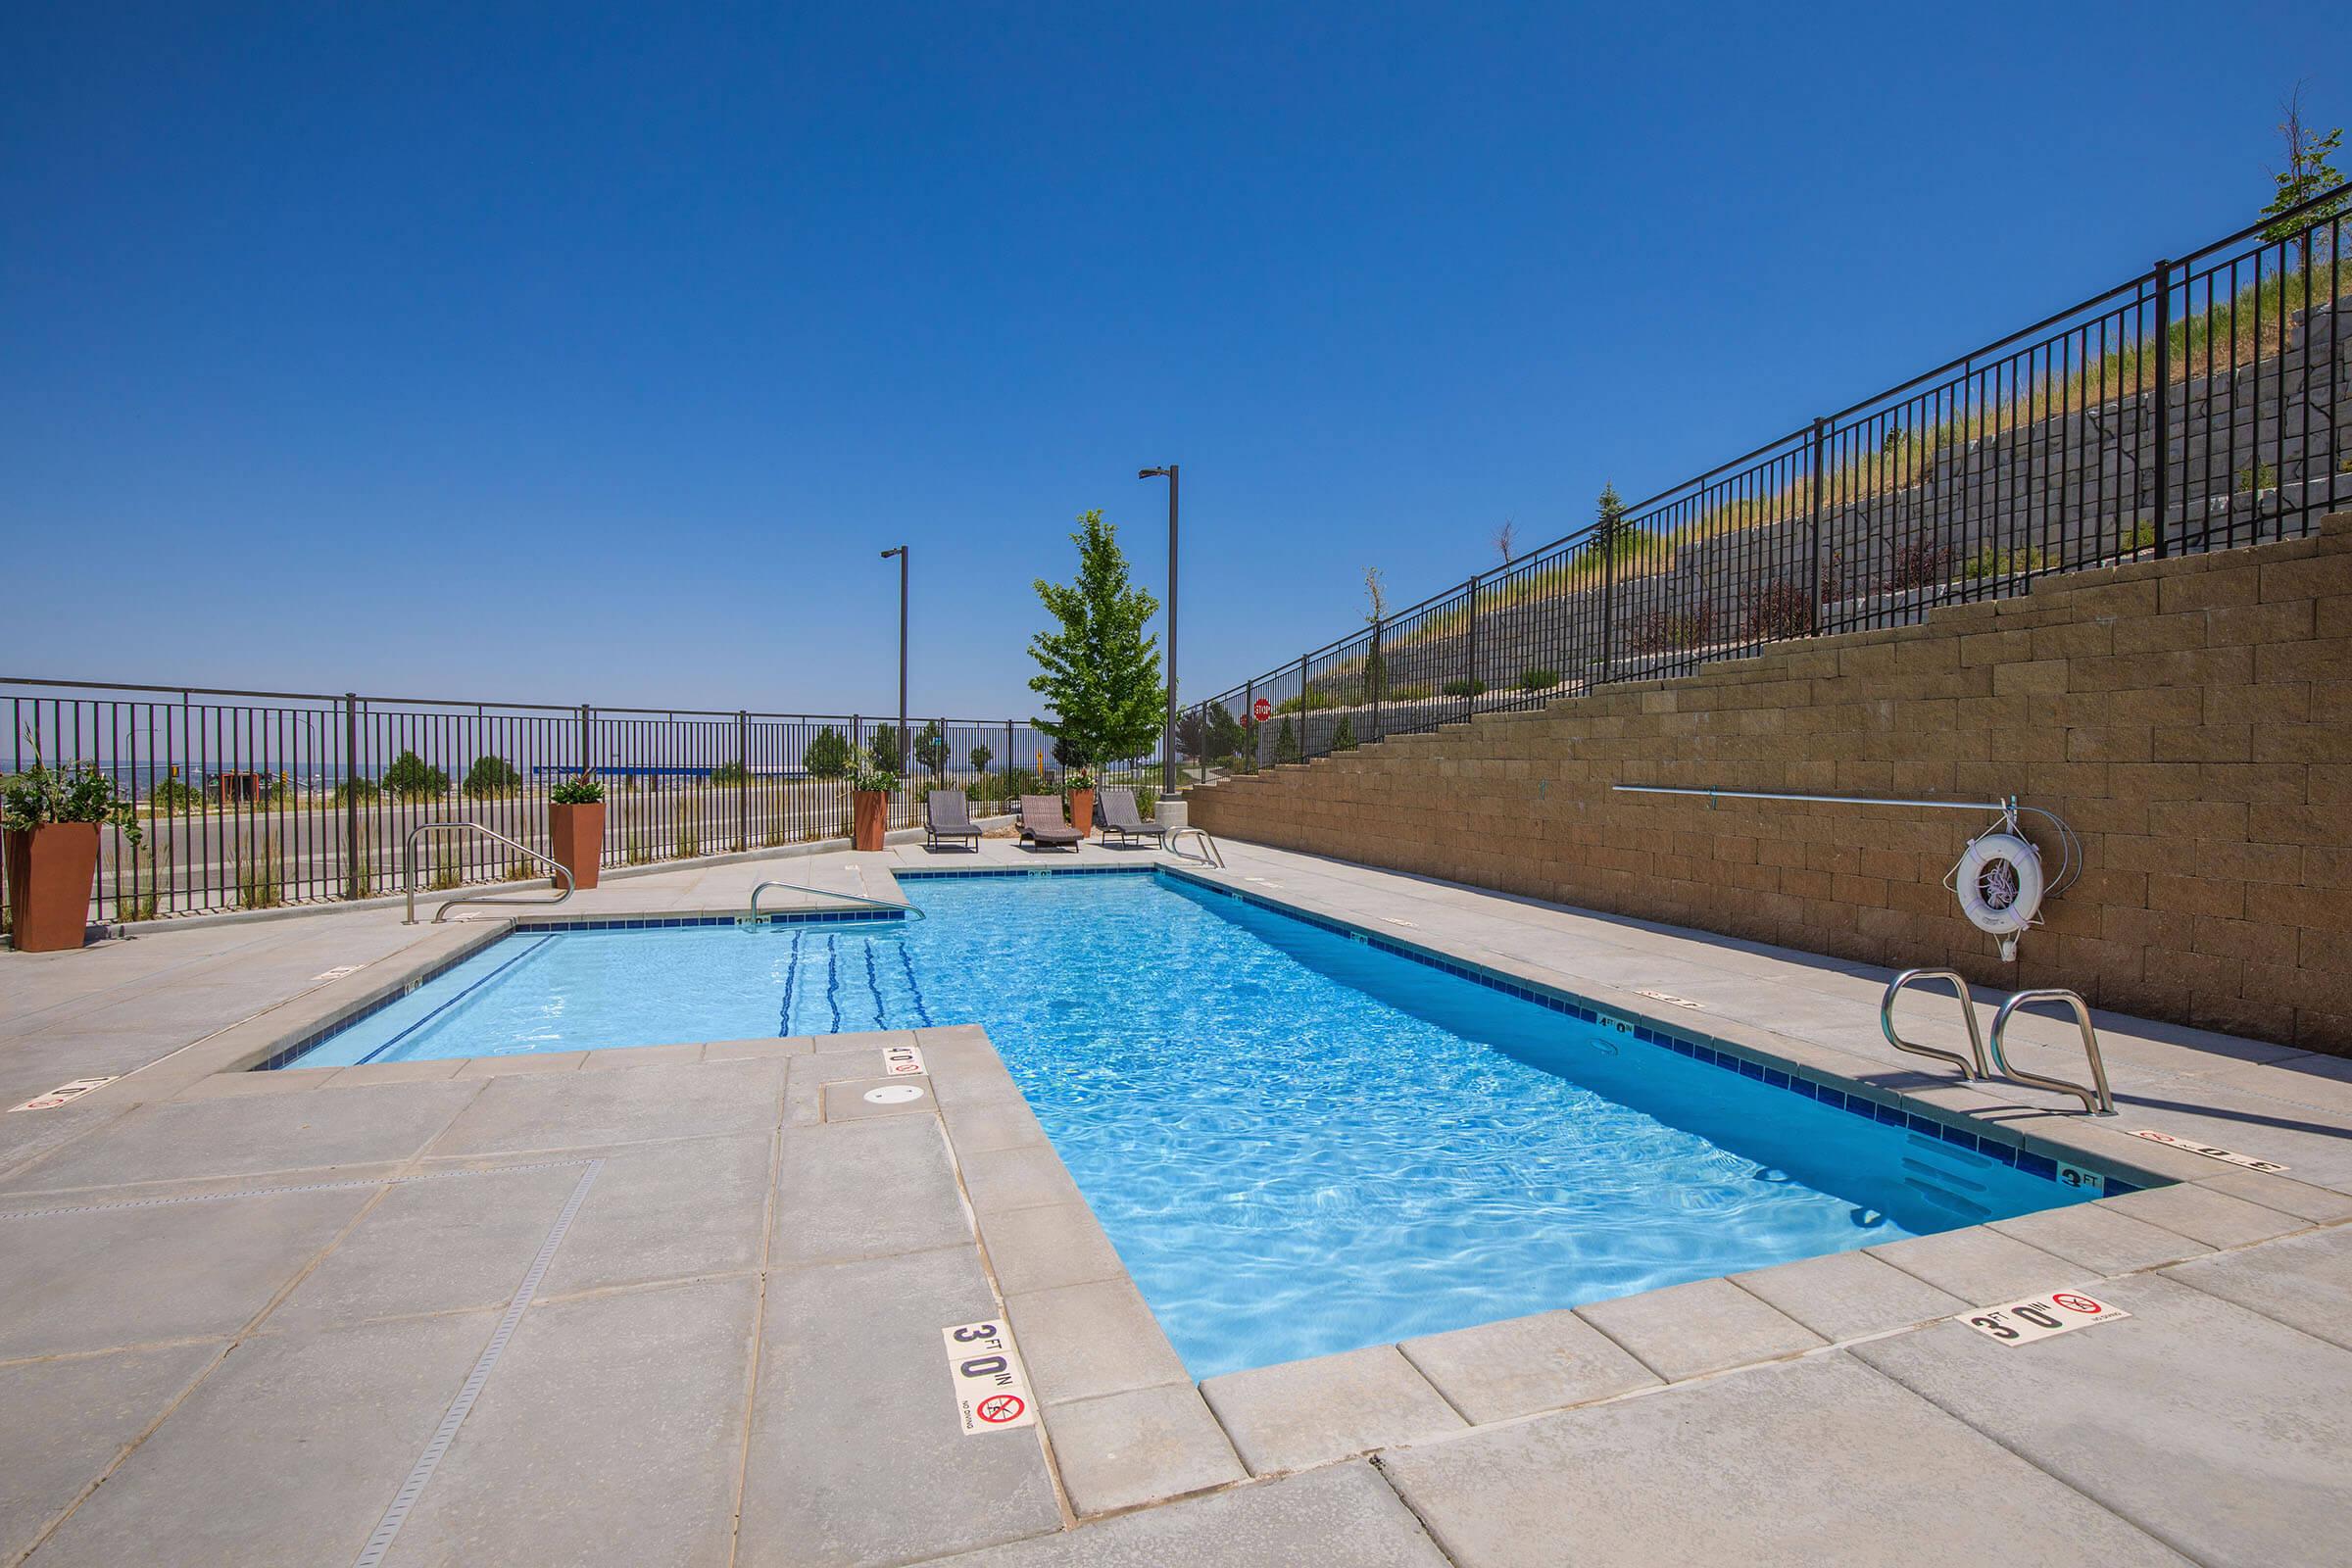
(942, 1320, 1038, 1435)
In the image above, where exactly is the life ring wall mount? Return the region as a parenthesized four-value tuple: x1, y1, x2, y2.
(1945, 803, 2081, 961)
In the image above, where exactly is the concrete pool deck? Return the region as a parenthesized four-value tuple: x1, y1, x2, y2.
(3, 836, 2350, 1564)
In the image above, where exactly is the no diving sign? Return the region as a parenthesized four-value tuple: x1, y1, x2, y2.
(942, 1320, 1038, 1436)
(1961, 1290, 2129, 1346)
(883, 1044, 927, 1077)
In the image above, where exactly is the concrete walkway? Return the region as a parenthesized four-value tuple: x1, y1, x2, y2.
(3, 836, 2348, 1565)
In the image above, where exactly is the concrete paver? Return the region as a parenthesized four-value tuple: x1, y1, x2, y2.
(2162, 1226, 2352, 1352)
(378, 1276, 759, 1568)
(938, 1462, 1449, 1566)
(1379, 1351, 2191, 1568)
(1200, 1344, 1466, 1476)
(1004, 1277, 1190, 1408)
(0, 1343, 220, 1563)
(1855, 1272, 2352, 1567)
(1865, 1224, 2082, 1305)
(1570, 1276, 1825, 1382)
(1987, 1200, 2216, 1276)
(1038, 1383, 1246, 1517)
(1396, 1309, 1660, 1425)
(1728, 1248, 1972, 1342)
(773, 1114, 969, 1266)
(740, 1245, 1060, 1567)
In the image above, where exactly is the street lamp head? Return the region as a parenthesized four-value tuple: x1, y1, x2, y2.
(880, 546, 906, 559)
(1138, 466, 1170, 479)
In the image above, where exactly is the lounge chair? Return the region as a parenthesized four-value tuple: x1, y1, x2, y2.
(1096, 788, 1167, 849)
(1016, 794, 1082, 852)
(925, 790, 981, 852)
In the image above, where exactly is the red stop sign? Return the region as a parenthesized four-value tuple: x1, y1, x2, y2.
(1251, 698, 1273, 722)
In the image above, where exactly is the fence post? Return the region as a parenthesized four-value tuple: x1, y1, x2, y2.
(341, 693, 359, 901)
(576, 704, 591, 776)
(1808, 416, 1828, 631)
(1370, 621, 1383, 743)
(1298, 655, 1309, 758)
(735, 710, 749, 852)
(1004, 719, 1014, 793)
(1244, 679, 1254, 770)
(1464, 576, 1480, 716)
(1600, 528, 1617, 685)
(2151, 257, 2173, 560)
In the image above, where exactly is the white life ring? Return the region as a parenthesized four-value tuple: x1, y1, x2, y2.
(1953, 830, 2044, 936)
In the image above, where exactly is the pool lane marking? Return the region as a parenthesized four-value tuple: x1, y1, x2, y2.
(863, 943, 889, 1028)
(897, 944, 934, 1028)
(0, 1158, 598, 1222)
(351, 935, 560, 1066)
(824, 935, 843, 1033)
(352, 1158, 603, 1568)
(777, 930, 804, 1037)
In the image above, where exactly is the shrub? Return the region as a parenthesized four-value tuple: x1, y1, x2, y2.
(1332, 715, 1357, 750)
(344, 846, 373, 900)
(624, 831, 650, 865)
(551, 775, 605, 805)
(1273, 717, 1300, 765)
(1627, 606, 1716, 655)
(1515, 667, 1561, 691)
(237, 838, 284, 908)
(1886, 540, 1950, 593)
(147, 775, 205, 812)
(2237, 461, 2278, 493)
(1961, 545, 2049, 582)
(866, 726, 905, 774)
(333, 776, 380, 807)
(1, 759, 141, 841)
(803, 727, 851, 779)
(382, 750, 449, 801)
(710, 760, 750, 786)
(1744, 577, 1813, 639)
(968, 744, 994, 775)
(673, 797, 702, 858)
(463, 755, 522, 799)
(1133, 783, 1159, 818)
(1441, 677, 1488, 698)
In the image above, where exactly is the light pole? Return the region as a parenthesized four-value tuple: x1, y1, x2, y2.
(880, 546, 907, 770)
(1137, 465, 1178, 791)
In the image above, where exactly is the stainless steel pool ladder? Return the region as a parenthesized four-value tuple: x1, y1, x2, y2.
(402, 822, 574, 925)
(1879, 969, 2114, 1114)
(1989, 988, 2115, 1115)
(747, 879, 925, 921)
(1165, 826, 1225, 868)
(1880, 968, 1990, 1080)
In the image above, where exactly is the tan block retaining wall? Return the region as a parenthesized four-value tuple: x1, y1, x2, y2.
(1192, 513, 2352, 1054)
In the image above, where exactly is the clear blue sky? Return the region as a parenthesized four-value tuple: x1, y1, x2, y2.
(3, 3, 2340, 716)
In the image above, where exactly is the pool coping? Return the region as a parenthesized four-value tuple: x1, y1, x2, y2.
(86, 858, 2349, 1511)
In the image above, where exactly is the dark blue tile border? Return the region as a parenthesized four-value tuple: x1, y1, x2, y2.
(895, 863, 1159, 881)
(1155, 865, 2168, 1196)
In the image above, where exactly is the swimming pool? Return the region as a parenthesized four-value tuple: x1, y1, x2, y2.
(283, 868, 2111, 1376)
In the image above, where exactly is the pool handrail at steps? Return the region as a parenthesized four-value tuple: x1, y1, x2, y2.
(1881, 967, 1991, 1079)
(747, 879, 924, 921)
(1990, 988, 2116, 1115)
(403, 821, 574, 925)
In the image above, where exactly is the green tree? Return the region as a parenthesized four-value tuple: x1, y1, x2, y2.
(1592, 482, 1630, 558)
(463, 755, 521, 799)
(382, 750, 449, 800)
(803, 727, 851, 779)
(1273, 716, 1300, 765)
(1204, 706, 1244, 761)
(2261, 89, 2347, 247)
(1332, 714, 1357, 751)
(967, 743, 994, 775)
(1363, 567, 1390, 700)
(866, 725, 905, 774)
(911, 720, 950, 777)
(1027, 510, 1167, 771)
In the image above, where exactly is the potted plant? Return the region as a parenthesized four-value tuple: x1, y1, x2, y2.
(847, 760, 899, 851)
(548, 775, 606, 890)
(1063, 767, 1098, 841)
(3, 755, 140, 952)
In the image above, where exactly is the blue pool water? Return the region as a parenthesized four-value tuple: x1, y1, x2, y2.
(289, 870, 2101, 1376)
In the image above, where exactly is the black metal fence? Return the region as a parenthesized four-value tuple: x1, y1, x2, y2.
(2, 679, 1152, 924)
(1186, 186, 2350, 773)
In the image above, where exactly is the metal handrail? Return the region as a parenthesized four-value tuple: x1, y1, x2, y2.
(747, 880, 924, 921)
(1165, 826, 1225, 868)
(1880, 968, 1990, 1080)
(403, 822, 574, 924)
(1988, 988, 2115, 1115)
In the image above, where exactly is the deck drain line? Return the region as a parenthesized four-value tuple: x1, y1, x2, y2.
(351, 1157, 602, 1568)
(0, 1158, 597, 1223)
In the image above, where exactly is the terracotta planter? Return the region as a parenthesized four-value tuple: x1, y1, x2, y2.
(1068, 787, 1096, 840)
(852, 790, 889, 852)
(3, 822, 101, 953)
(547, 802, 605, 890)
